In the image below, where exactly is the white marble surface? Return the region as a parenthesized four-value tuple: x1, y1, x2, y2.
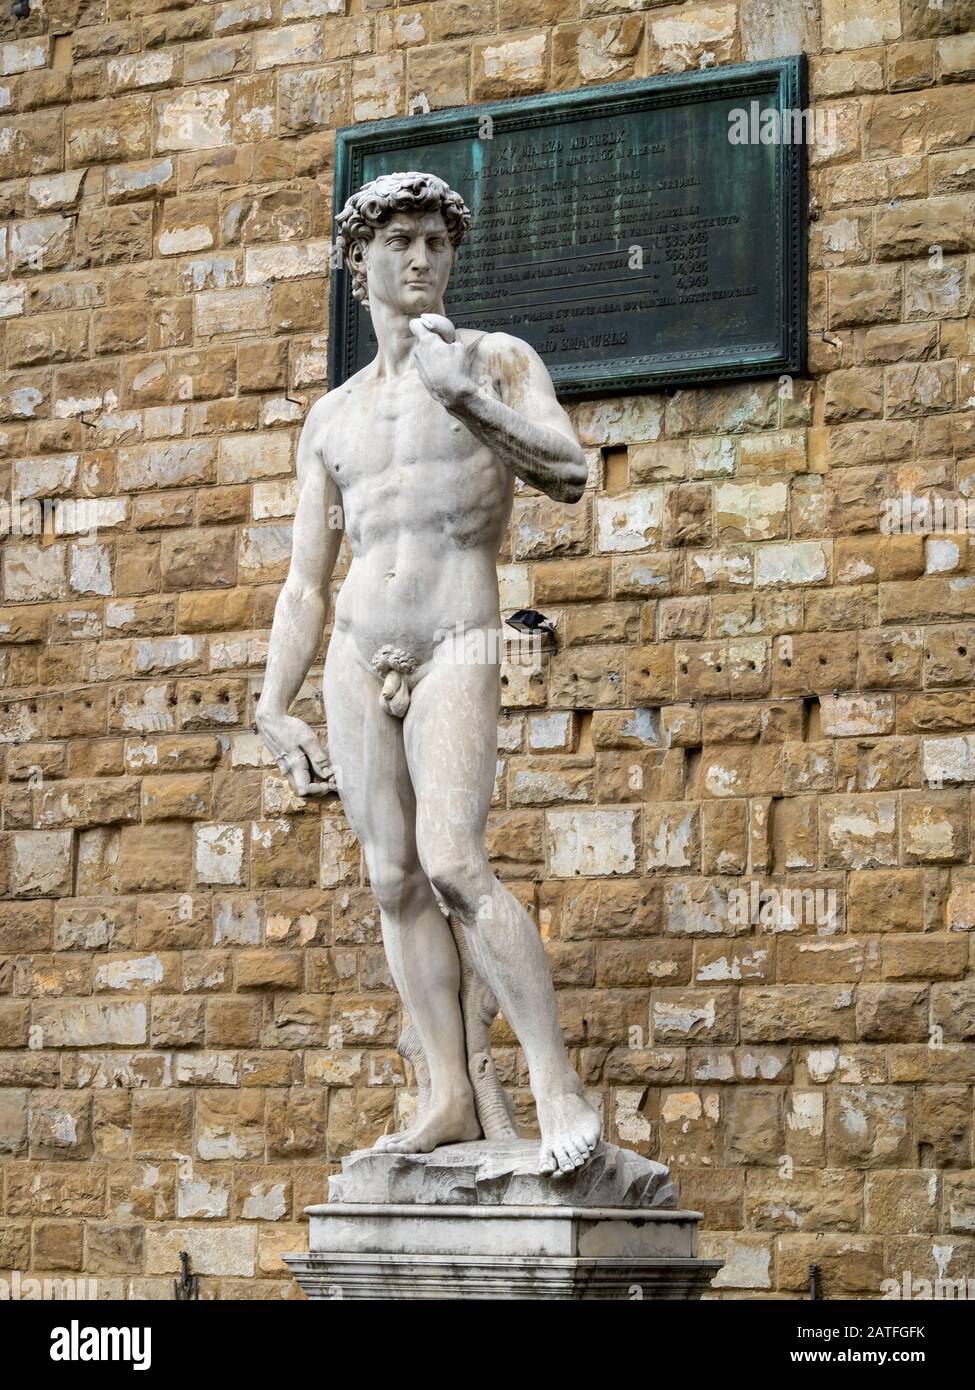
(326, 1139, 678, 1210)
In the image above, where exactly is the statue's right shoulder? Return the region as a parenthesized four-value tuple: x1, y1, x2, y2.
(312, 364, 372, 427)
(300, 370, 369, 478)
(303, 378, 354, 443)
(305, 388, 340, 428)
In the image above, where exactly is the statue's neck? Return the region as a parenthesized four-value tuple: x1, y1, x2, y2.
(369, 295, 446, 379)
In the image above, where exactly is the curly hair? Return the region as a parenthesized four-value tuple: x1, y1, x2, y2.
(335, 171, 471, 305)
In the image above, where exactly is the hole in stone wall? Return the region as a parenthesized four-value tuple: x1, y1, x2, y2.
(769, 795, 787, 872)
(576, 710, 593, 754)
(602, 447, 628, 496)
(762, 796, 777, 873)
(684, 746, 702, 796)
(804, 697, 822, 741)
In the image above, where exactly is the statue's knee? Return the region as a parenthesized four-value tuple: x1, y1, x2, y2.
(423, 854, 489, 918)
(368, 862, 425, 914)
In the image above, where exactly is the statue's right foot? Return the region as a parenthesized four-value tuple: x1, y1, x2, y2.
(373, 1096, 481, 1155)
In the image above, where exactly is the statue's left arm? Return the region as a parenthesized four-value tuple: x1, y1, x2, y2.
(410, 315, 587, 504)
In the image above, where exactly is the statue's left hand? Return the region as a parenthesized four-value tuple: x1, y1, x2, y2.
(409, 313, 476, 410)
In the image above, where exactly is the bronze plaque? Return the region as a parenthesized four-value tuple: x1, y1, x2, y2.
(330, 58, 806, 397)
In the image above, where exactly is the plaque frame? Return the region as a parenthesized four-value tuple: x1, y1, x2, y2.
(329, 57, 807, 398)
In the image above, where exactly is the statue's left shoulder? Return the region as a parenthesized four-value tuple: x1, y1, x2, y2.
(471, 329, 535, 360)
(461, 329, 547, 402)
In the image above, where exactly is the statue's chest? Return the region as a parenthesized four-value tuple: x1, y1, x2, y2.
(330, 376, 496, 492)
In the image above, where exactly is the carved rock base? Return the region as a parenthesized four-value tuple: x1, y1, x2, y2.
(284, 1141, 721, 1300)
(328, 1137, 678, 1208)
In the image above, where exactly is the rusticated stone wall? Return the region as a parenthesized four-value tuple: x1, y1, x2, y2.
(1, 0, 975, 1299)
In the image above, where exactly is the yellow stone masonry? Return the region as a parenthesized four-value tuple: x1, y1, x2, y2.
(0, 0, 974, 1298)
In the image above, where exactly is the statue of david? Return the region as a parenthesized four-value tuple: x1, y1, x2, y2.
(256, 172, 602, 1175)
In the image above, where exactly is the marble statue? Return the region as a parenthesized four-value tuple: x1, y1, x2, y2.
(256, 171, 602, 1176)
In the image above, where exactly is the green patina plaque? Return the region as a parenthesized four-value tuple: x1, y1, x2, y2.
(330, 58, 806, 398)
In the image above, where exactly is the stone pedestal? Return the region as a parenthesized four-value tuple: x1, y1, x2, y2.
(284, 1140, 721, 1300)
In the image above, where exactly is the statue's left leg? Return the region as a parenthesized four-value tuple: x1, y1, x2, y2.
(404, 645, 602, 1176)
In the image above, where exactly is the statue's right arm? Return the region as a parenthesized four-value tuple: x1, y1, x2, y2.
(255, 399, 344, 797)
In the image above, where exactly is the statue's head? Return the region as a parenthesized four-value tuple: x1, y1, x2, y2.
(335, 171, 471, 314)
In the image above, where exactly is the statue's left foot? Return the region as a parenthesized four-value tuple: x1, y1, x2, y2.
(373, 1097, 481, 1155)
(537, 1088, 602, 1177)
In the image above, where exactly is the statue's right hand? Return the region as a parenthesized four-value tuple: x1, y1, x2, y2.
(255, 712, 336, 799)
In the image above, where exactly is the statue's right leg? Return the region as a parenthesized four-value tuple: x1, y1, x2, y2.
(322, 627, 480, 1153)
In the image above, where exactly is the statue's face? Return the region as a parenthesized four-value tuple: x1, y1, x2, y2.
(357, 210, 454, 314)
